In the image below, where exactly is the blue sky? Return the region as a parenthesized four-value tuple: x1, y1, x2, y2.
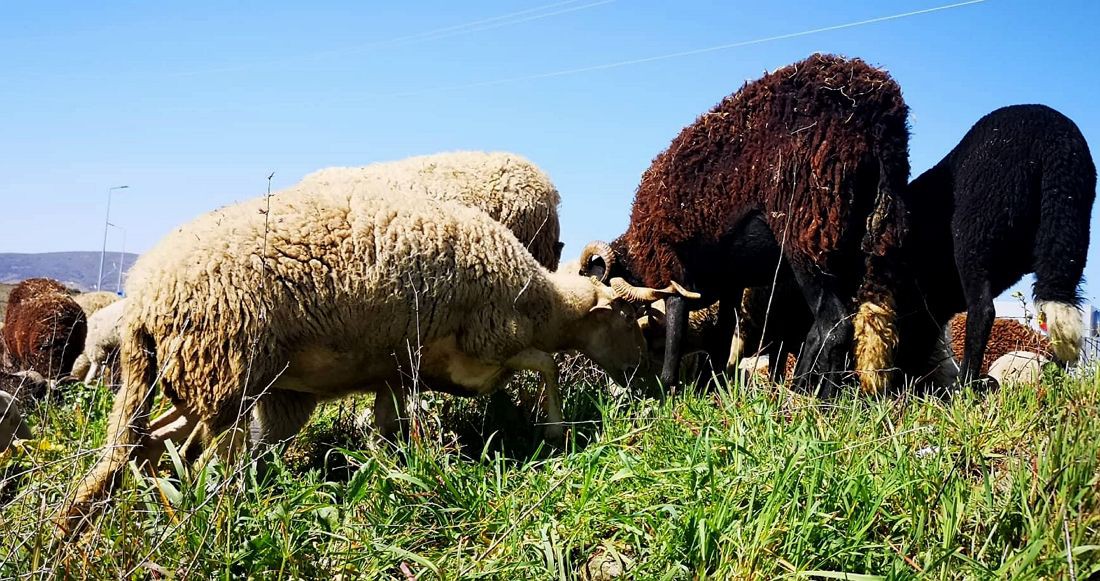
(1, 0, 1098, 302)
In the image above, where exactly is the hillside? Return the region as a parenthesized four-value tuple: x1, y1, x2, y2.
(0, 251, 138, 293)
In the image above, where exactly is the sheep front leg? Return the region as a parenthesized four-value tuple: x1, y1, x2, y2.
(251, 389, 317, 476)
(374, 384, 408, 442)
(504, 349, 563, 442)
(660, 296, 689, 390)
(958, 279, 995, 387)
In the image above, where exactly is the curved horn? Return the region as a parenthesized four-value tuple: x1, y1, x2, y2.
(579, 240, 615, 282)
(610, 277, 702, 303)
(611, 277, 672, 303)
(669, 280, 702, 300)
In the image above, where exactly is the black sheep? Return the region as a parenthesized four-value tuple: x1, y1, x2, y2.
(896, 104, 1096, 384)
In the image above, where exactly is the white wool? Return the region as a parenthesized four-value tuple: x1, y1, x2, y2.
(300, 151, 562, 270)
(987, 350, 1050, 387)
(1037, 301, 1083, 362)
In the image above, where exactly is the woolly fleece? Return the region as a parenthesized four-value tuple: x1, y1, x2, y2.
(300, 150, 562, 269)
(60, 182, 644, 536)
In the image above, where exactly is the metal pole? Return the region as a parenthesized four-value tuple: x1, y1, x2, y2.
(96, 185, 127, 290)
(116, 226, 126, 295)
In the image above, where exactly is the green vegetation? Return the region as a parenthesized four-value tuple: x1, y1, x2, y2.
(2, 366, 1099, 579)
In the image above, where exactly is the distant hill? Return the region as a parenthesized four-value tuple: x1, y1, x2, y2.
(0, 251, 138, 293)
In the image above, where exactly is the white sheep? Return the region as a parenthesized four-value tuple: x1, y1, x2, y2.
(302, 151, 565, 426)
(73, 291, 120, 318)
(987, 351, 1050, 388)
(70, 298, 127, 385)
(58, 182, 650, 537)
(300, 150, 563, 269)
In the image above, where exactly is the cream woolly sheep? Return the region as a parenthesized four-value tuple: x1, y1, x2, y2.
(303, 151, 565, 430)
(986, 351, 1050, 388)
(300, 150, 563, 270)
(58, 184, 648, 537)
(70, 298, 126, 385)
(73, 291, 120, 318)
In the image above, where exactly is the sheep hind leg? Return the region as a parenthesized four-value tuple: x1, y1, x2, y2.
(504, 349, 563, 442)
(139, 407, 202, 468)
(789, 265, 853, 398)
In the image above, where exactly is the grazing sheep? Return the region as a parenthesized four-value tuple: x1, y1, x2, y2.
(2, 278, 87, 380)
(604, 260, 811, 384)
(899, 105, 1095, 384)
(73, 291, 120, 318)
(299, 150, 563, 270)
(947, 315, 1051, 376)
(300, 151, 565, 430)
(1, 390, 31, 452)
(70, 298, 127, 386)
(58, 184, 648, 537)
(986, 351, 1050, 388)
(0, 369, 49, 404)
(733, 353, 798, 385)
(583, 53, 910, 395)
(731, 283, 813, 378)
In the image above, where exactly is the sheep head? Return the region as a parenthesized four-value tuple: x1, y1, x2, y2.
(560, 277, 653, 388)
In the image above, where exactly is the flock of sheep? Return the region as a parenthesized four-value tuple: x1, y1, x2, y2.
(0, 52, 1093, 541)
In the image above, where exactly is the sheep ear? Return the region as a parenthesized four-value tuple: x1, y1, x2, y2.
(589, 290, 615, 312)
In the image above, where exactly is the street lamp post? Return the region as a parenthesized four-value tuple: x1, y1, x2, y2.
(109, 223, 127, 295)
(97, 185, 129, 291)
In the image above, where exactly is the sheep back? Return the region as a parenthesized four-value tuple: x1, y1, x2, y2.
(2, 278, 87, 379)
(625, 53, 909, 289)
(301, 151, 562, 269)
(74, 291, 121, 317)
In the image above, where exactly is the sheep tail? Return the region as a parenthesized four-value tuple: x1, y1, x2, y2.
(56, 324, 158, 539)
(853, 153, 907, 393)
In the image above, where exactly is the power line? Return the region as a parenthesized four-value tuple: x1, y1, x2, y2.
(376, 0, 988, 98)
(169, 0, 615, 78)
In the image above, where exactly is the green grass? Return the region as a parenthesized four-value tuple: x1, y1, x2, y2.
(2, 365, 1099, 579)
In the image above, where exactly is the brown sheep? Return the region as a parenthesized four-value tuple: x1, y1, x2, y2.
(947, 315, 1052, 375)
(583, 54, 910, 395)
(2, 278, 87, 380)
